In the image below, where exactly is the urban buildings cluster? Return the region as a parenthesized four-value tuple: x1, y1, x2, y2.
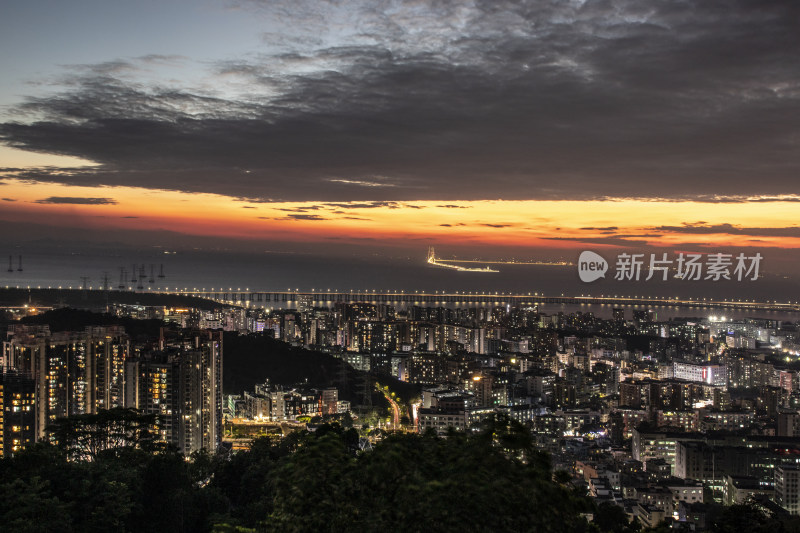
(152, 298, 800, 528)
(6, 296, 800, 528)
(238, 382, 349, 422)
(1, 323, 222, 455)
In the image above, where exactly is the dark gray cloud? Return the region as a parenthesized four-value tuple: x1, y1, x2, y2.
(282, 213, 328, 221)
(632, 195, 800, 203)
(253, 201, 403, 209)
(34, 196, 118, 205)
(323, 201, 403, 209)
(2, 0, 800, 202)
(548, 223, 800, 248)
(543, 235, 660, 247)
(276, 206, 322, 212)
(2, 198, 16, 202)
(655, 223, 800, 238)
(747, 197, 800, 203)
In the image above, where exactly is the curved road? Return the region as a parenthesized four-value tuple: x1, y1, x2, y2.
(377, 384, 401, 429)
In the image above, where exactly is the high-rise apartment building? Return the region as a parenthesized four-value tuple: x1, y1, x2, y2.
(4, 325, 130, 438)
(124, 331, 222, 454)
(0, 370, 36, 456)
(179, 331, 223, 453)
(2, 325, 221, 455)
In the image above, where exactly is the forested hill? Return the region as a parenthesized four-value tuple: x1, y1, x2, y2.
(0, 287, 223, 312)
(6, 307, 418, 407)
(223, 332, 419, 406)
(18, 307, 163, 338)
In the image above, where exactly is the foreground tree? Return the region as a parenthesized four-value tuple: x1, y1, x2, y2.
(45, 407, 160, 460)
(260, 417, 595, 532)
(1, 409, 222, 532)
(1, 411, 666, 532)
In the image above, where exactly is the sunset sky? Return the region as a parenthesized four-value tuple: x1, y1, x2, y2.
(2, 0, 800, 272)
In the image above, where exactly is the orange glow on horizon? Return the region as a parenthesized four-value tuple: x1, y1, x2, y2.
(2, 178, 800, 252)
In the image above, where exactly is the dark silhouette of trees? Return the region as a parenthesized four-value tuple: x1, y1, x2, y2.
(0, 410, 223, 533)
(710, 502, 800, 533)
(213, 416, 595, 532)
(12, 410, 770, 532)
(46, 407, 160, 461)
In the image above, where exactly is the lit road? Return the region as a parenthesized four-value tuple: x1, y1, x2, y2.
(427, 246, 572, 267)
(14, 286, 798, 315)
(377, 384, 401, 429)
(433, 259, 571, 266)
(168, 289, 800, 314)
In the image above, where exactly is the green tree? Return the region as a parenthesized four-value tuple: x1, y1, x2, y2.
(45, 408, 159, 460)
(258, 416, 593, 532)
(594, 502, 640, 533)
(0, 477, 72, 533)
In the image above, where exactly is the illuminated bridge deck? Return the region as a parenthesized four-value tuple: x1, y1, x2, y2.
(171, 290, 800, 313)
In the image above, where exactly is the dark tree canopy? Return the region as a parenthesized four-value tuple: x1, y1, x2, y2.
(46, 407, 161, 461)
(21, 410, 798, 532)
(1, 411, 613, 533)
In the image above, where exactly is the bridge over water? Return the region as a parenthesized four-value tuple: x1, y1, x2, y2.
(171, 290, 800, 314)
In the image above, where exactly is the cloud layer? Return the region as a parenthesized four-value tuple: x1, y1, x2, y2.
(34, 196, 118, 205)
(2, 0, 799, 202)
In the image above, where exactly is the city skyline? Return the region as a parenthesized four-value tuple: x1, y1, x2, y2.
(2, 1, 800, 269)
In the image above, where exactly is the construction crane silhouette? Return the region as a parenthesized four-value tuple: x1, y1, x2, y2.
(118, 267, 126, 289)
(16, 255, 22, 272)
(149, 264, 155, 283)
